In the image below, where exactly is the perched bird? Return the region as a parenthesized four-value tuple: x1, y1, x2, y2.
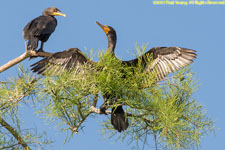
(31, 22, 197, 132)
(96, 21, 197, 132)
(23, 7, 66, 52)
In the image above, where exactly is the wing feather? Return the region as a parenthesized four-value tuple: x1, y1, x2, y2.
(124, 47, 197, 81)
(148, 47, 197, 80)
(31, 48, 94, 75)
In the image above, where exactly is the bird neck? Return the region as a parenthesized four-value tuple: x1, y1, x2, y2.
(107, 34, 117, 54)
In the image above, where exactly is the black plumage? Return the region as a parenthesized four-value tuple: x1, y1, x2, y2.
(31, 48, 93, 75)
(23, 7, 66, 52)
(124, 46, 196, 81)
(102, 94, 129, 132)
(96, 21, 197, 132)
(96, 22, 197, 81)
(31, 22, 197, 132)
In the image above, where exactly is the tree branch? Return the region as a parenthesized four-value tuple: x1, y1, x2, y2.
(90, 106, 111, 114)
(0, 50, 52, 73)
(72, 112, 91, 133)
(0, 117, 31, 150)
(0, 78, 37, 111)
(1, 143, 21, 149)
(0, 92, 28, 111)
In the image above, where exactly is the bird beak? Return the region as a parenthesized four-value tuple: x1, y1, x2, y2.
(96, 21, 110, 34)
(53, 12, 66, 17)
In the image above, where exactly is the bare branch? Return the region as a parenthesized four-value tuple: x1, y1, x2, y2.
(1, 143, 21, 149)
(0, 81, 7, 84)
(90, 106, 111, 114)
(0, 50, 52, 73)
(0, 117, 31, 150)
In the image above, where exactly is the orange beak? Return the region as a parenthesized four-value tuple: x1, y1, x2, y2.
(96, 21, 110, 34)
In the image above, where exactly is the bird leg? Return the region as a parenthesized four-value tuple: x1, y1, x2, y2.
(100, 102, 108, 114)
(37, 42, 44, 52)
(24, 41, 28, 52)
(100, 95, 118, 114)
(29, 41, 43, 59)
(92, 94, 98, 107)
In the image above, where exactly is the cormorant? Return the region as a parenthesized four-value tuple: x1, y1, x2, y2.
(31, 22, 197, 132)
(96, 22, 197, 81)
(23, 7, 66, 52)
(96, 21, 197, 132)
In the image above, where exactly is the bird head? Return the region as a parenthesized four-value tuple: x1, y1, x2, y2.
(43, 7, 66, 17)
(96, 21, 117, 53)
(96, 21, 116, 36)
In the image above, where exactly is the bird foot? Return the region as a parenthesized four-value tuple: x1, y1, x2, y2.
(100, 106, 107, 115)
(28, 49, 38, 60)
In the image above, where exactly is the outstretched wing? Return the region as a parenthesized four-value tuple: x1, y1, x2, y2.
(31, 48, 94, 75)
(124, 47, 197, 81)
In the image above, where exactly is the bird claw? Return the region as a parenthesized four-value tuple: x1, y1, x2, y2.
(100, 106, 107, 114)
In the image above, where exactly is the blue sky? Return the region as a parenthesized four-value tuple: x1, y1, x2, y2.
(1, 0, 224, 149)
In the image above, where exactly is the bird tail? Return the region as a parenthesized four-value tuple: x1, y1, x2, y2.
(111, 106, 129, 132)
(27, 37, 38, 50)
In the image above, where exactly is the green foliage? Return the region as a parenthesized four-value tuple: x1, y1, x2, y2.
(0, 66, 52, 149)
(122, 68, 214, 149)
(0, 47, 214, 149)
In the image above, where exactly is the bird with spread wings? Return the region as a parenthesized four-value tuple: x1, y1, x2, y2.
(31, 22, 197, 132)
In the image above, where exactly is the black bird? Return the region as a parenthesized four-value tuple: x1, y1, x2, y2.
(23, 7, 66, 52)
(31, 22, 197, 132)
(96, 22, 197, 81)
(96, 21, 197, 132)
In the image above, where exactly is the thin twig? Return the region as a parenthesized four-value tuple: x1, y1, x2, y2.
(0, 117, 31, 150)
(0, 79, 37, 111)
(54, 112, 74, 132)
(77, 100, 84, 119)
(0, 93, 27, 111)
(73, 112, 91, 133)
(92, 94, 98, 107)
(154, 131, 158, 150)
(61, 105, 74, 128)
(1, 143, 21, 149)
